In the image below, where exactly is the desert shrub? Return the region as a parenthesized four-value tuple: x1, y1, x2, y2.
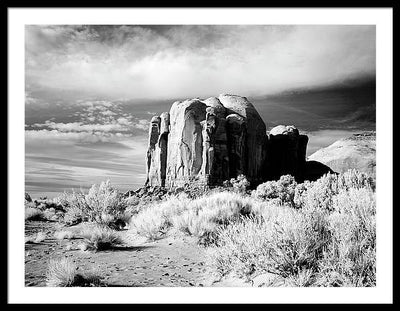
(315, 187, 376, 286)
(208, 204, 329, 283)
(300, 173, 341, 211)
(85, 180, 127, 222)
(25, 201, 36, 209)
(223, 174, 250, 194)
(130, 194, 191, 240)
(293, 181, 312, 208)
(46, 258, 103, 287)
(42, 208, 60, 221)
(125, 195, 141, 215)
(206, 172, 376, 287)
(80, 225, 123, 251)
(57, 191, 87, 225)
(337, 169, 375, 191)
(130, 191, 256, 242)
(172, 192, 253, 239)
(253, 175, 297, 206)
(177, 182, 211, 199)
(57, 180, 128, 228)
(25, 208, 45, 221)
(294, 170, 374, 212)
(130, 205, 169, 241)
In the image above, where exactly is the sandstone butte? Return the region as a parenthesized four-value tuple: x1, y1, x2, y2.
(145, 94, 333, 188)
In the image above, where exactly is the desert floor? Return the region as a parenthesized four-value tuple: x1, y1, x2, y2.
(25, 220, 247, 287)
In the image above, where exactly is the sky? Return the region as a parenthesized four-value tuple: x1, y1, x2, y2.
(25, 25, 376, 198)
(26, 25, 375, 100)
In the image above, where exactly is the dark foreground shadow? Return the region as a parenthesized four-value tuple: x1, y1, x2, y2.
(303, 160, 336, 182)
(106, 245, 156, 252)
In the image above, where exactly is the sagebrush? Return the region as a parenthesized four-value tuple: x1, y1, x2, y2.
(130, 170, 376, 286)
(56, 180, 130, 228)
(207, 170, 376, 286)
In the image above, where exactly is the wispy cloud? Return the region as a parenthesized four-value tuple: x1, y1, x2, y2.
(26, 25, 375, 100)
(29, 100, 149, 137)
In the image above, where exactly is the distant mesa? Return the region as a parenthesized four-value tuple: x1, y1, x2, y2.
(144, 94, 372, 188)
(308, 131, 376, 179)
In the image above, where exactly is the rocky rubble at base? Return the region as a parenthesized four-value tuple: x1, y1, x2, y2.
(123, 183, 213, 214)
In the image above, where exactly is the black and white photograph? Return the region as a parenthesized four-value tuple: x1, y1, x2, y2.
(7, 7, 393, 304)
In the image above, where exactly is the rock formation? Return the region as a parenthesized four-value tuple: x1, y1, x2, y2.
(145, 113, 170, 187)
(266, 125, 309, 182)
(158, 112, 170, 187)
(219, 94, 267, 184)
(145, 116, 161, 186)
(145, 94, 311, 188)
(166, 99, 207, 187)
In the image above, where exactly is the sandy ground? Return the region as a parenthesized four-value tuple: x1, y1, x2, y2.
(25, 220, 248, 287)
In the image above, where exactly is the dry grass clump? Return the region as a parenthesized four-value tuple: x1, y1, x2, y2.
(46, 258, 77, 286)
(46, 258, 103, 287)
(130, 194, 191, 240)
(130, 191, 256, 243)
(172, 192, 253, 240)
(80, 225, 123, 251)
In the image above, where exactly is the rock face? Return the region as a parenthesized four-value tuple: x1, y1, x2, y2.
(145, 113, 170, 187)
(308, 131, 376, 179)
(266, 125, 309, 181)
(145, 94, 310, 188)
(166, 99, 207, 187)
(219, 94, 267, 183)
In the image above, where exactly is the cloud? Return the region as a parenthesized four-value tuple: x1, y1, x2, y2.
(34, 121, 129, 133)
(26, 25, 375, 100)
(29, 98, 150, 136)
(25, 129, 123, 143)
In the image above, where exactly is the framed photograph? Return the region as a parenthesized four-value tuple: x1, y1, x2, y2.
(7, 5, 394, 304)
